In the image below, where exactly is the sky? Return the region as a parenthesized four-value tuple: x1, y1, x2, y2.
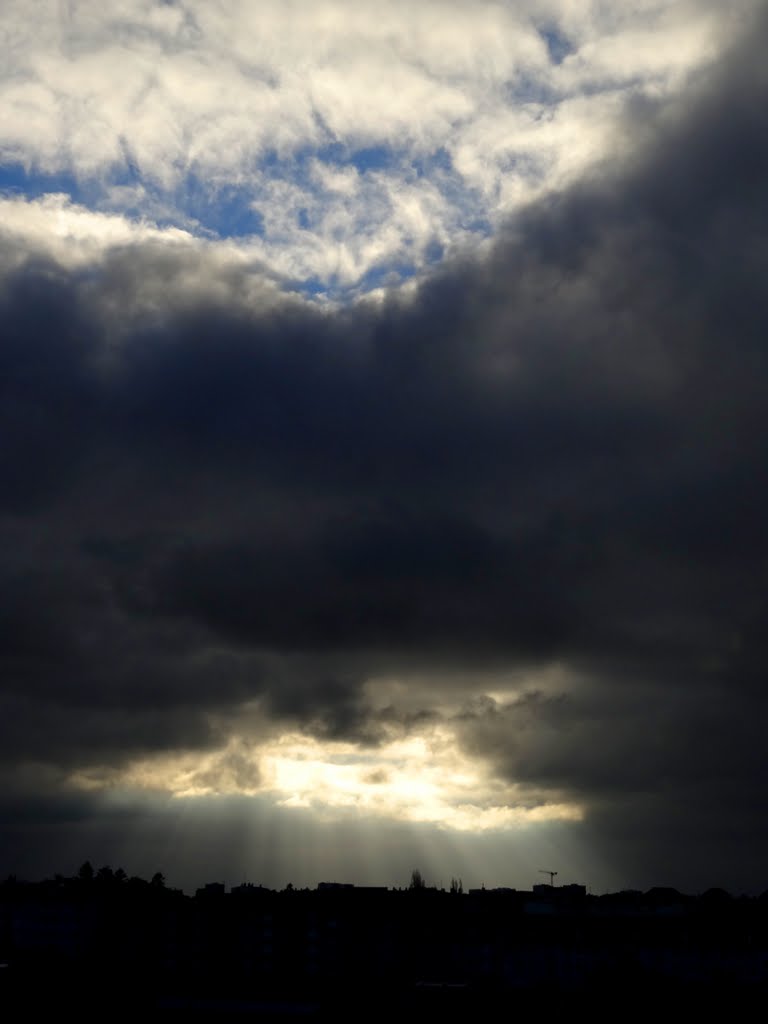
(1, 0, 767, 896)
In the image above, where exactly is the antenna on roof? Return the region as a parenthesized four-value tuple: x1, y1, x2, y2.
(539, 870, 558, 886)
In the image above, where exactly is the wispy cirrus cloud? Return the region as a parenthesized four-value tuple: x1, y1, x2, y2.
(0, 0, 732, 292)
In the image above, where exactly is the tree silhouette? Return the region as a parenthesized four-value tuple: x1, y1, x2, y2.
(409, 869, 426, 890)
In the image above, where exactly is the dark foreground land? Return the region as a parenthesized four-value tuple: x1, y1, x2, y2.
(2, 875, 767, 1020)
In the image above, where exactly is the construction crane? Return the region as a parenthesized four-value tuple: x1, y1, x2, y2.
(539, 870, 558, 886)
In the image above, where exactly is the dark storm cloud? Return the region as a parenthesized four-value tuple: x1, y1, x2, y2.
(2, 6, 768, 888)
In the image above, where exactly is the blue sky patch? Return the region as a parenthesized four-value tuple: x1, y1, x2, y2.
(540, 26, 575, 66)
(0, 163, 87, 203)
(179, 176, 265, 239)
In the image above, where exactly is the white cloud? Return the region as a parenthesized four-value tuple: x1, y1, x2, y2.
(0, 0, 738, 290)
(0, 192, 193, 261)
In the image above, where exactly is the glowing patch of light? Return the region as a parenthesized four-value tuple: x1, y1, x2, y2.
(69, 724, 583, 832)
